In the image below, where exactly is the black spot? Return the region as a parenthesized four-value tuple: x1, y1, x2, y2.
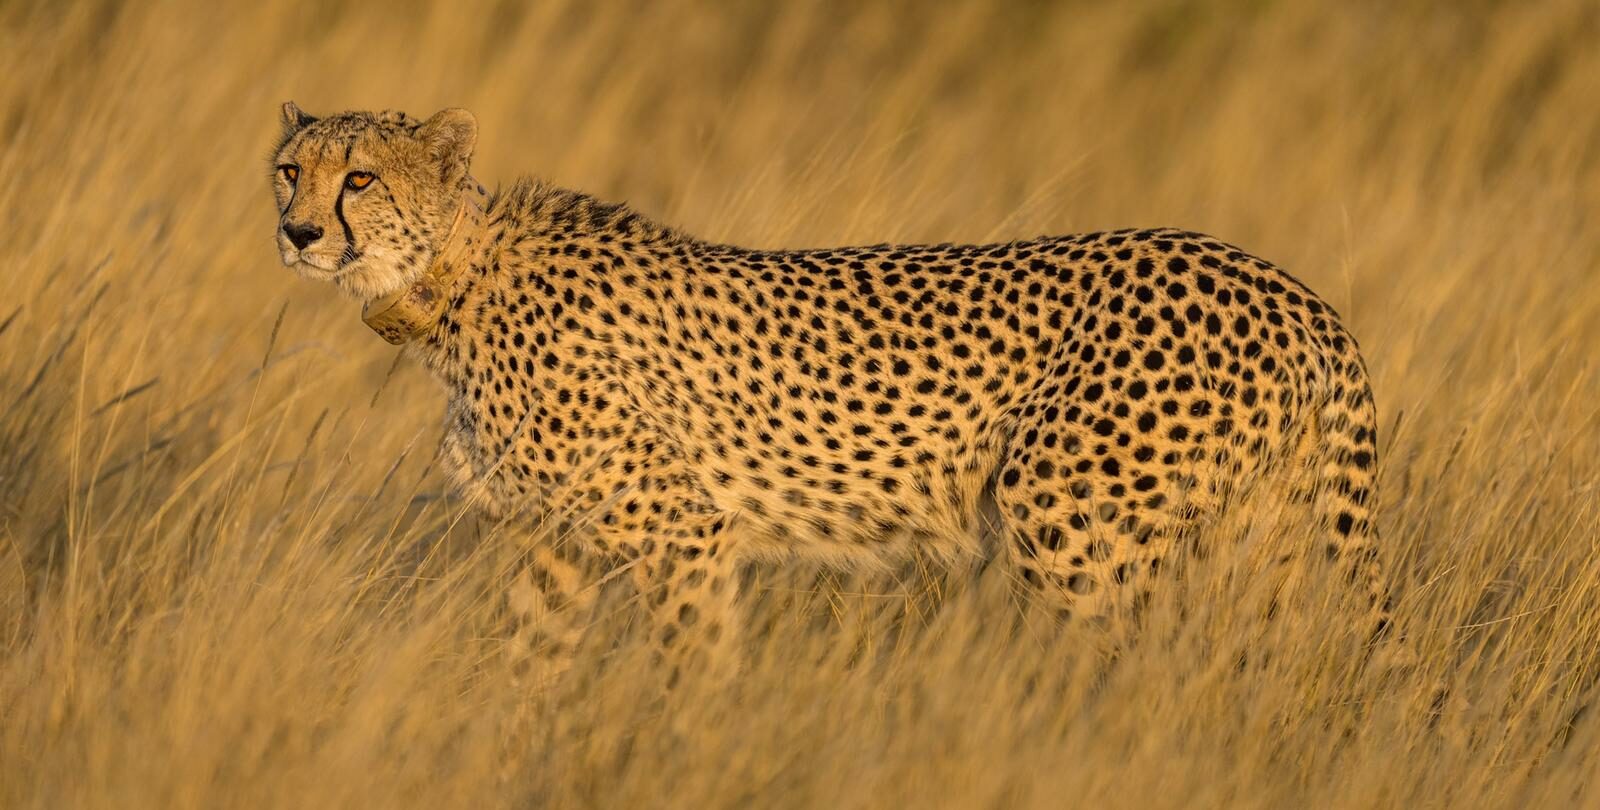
(1039, 525, 1066, 550)
(1335, 512, 1355, 536)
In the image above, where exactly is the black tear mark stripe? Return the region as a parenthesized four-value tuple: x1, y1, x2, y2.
(334, 186, 356, 256)
(282, 167, 299, 216)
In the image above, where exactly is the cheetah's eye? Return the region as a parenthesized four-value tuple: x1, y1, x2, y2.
(345, 171, 376, 191)
(278, 164, 299, 183)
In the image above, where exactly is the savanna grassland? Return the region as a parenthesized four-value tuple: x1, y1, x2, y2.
(3, 1, 1600, 807)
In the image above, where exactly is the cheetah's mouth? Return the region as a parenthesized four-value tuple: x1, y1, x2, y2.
(283, 246, 363, 277)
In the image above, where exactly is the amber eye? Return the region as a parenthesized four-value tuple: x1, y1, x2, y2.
(278, 164, 299, 183)
(345, 171, 375, 190)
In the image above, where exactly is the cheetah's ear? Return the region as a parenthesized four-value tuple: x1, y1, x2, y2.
(281, 101, 316, 136)
(418, 108, 478, 184)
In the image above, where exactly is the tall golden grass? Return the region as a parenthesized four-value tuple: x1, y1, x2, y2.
(3, 0, 1600, 806)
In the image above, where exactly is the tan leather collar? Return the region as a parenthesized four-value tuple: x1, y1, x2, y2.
(362, 188, 488, 345)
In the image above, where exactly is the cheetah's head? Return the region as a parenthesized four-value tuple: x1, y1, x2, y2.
(270, 103, 477, 301)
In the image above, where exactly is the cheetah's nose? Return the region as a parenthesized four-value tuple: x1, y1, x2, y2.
(283, 221, 324, 250)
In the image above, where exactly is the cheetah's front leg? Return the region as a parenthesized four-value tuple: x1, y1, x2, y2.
(504, 542, 604, 688)
(630, 520, 744, 688)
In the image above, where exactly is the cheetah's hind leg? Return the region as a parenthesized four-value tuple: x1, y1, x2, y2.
(1299, 386, 1400, 655)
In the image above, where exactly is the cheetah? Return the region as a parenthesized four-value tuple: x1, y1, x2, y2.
(270, 103, 1389, 680)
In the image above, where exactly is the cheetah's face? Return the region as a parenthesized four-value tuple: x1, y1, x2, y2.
(270, 103, 477, 301)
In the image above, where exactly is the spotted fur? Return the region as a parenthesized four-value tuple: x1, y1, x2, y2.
(271, 106, 1389, 682)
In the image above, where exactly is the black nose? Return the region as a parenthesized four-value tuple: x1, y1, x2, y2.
(282, 221, 323, 250)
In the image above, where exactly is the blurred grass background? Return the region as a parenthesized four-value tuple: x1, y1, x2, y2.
(3, 0, 1600, 807)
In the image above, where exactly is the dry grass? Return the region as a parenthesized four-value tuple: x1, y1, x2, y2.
(3, 0, 1600, 806)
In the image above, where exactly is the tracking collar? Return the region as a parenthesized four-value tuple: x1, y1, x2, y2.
(362, 187, 488, 345)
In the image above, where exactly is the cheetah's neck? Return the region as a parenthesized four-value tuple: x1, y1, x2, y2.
(409, 180, 690, 392)
(361, 186, 491, 344)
